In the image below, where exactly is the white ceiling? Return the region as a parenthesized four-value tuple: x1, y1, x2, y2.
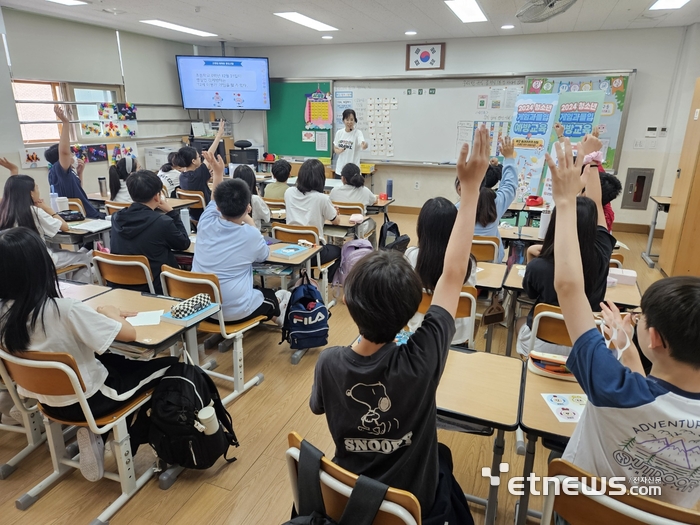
(1, 0, 700, 47)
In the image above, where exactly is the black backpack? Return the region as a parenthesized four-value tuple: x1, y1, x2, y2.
(149, 361, 239, 470)
(283, 440, 389, 525)
(378, 213, 410, 253)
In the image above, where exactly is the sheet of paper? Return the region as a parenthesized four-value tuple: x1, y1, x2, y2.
(541, 393, 588, 423)
(126, 310, 164, 327)
(315, 131, 328, 151)
(70, 219, 112, 233)
(191, 122, 206, 137)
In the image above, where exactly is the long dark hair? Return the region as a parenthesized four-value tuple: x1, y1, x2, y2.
(233, 165, 258, 195)
(0, 175, 41, 236)
(0, 227, 60, 354)
(109, 157, 137, 200)
(476, 187, 497, 227)
(414, 197, 474, 293)
(539, 196, 599, 296)
(297, 159, 326, 194)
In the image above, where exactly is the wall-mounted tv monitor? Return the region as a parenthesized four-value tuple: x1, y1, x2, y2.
(176, 56, 270, 110)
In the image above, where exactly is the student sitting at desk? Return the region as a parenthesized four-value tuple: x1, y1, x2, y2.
(516, 135, 615, 358)
(548, 138, 700, 513)
(109, 156, 138, 203)
(455, 136, 517, 263)
(310, 126, 491, 524)
(157, 152, 182, 198)
(330, 162, 377, 245)
(264, 159, 291, 200)
(0, 173, 92, 283)
(193, 152, 283, 324)
(232, 165, 270, 230)
(46, 105, 103, 219)
(285, 159, 342, 281)
(0, 227, 177, 481)
(110, 170, 191, 294)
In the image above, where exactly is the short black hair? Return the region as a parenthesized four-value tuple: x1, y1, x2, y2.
(341, 163, 364, 188)
(44, 144, 59, 165)
(126, 170, 162, 203)
(296, 159, 325, 194)
(271, 159, 291, 182)
(342, 109, 357, 123)
(600, 172, 622, 206)
(214, 178, 250, 219)
(642, 276, 700, 369)
(344, 251, 422, 344)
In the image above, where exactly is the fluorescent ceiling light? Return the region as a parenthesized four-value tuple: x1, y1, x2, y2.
(649, 0, 691, 9)
(274, 12, 338, 31)
(405, 30, 417, 35)
(140, 20, 217, 37)
(46, 0, 87, 5)
(501, 24, 515, 29)
(322, 35, 333, 39)
(444, 0, 487, 23)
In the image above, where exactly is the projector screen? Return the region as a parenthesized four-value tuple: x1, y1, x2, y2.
(176, 56, 270, 110)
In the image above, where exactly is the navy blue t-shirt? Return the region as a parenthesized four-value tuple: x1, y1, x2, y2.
(48, 162, 102, 219)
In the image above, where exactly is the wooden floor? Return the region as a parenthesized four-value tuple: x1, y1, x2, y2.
(0, 215, 665, 525)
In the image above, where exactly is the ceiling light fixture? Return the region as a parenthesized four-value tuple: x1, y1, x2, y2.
(273, 12, 338, 31)
(322, 35, 333, 39)
(46, 0, 87, 5)
(140, 20, 217, 37)
(501, 24, 515, 29)
(649, 0, 691, 9)
(444, 0, 487, 23)
(405, 30, 417, 35)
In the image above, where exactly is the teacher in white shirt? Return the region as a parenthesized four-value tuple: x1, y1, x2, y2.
(333, 109, 368, 179)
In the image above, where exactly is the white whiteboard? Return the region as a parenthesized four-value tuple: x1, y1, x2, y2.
(333, 78, 525, 164)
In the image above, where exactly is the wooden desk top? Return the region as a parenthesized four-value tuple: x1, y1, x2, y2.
(59, 282, 111, 301)
(476, 262, 507, 290)
(84, 289, 184, 347)
(507, 202, 525, 212)
(499, 226, 542, 242)
(87, 192, 106, 202)
(521, 365, 583, 439)
(650, 196, 672, 206)
(371, 198, 394, 208)
(437, 350, 523, 430)
(330, 215, 370, 228)
(167, 198, 199, 210)
(504, 265, 527, 290)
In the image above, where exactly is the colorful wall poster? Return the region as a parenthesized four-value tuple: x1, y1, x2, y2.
(97, 102, 118, 120)
(20, 147, 49, 169)
(526, 74, 630, 171)
(70, 144, 108, 163)
(80, 121, 104, 138)
(116, 103, 137, 120)
(103, 121, 138, 138)
(305, 89, 333, 130)
(107, 143, 137, 165)
(510, 94, 559, 200)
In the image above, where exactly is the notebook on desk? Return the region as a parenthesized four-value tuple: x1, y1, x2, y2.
(69, 219, 112, 233)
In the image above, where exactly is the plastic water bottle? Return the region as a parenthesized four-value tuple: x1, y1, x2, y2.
(386, 179, 393, 199)
(50, 185, 58, 212)
(180, 208, 191, 233)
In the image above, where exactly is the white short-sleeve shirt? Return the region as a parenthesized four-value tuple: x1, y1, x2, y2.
(334, 128, 366, 176)
(329, 184, 376, 209)
(284, 188, 337, 242)
(251, 194, 271, 230)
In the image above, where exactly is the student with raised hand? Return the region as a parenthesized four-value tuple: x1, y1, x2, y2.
(264, 159, 291, 200)
(0, 227, 177, 482)
(548, 138, 700, 512)
(110, 170, 191, 294)
(46, 105, 103, 219)
(516, 135, 615, 357)
(109, 156, 139, 203)
(310, 126, 490, 523)
(0, 173, 92, 282)
(193, 152, 282, 324)
(232, 164, 270, 230)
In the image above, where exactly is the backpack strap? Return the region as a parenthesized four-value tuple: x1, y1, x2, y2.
(338, 475, 389, 525)
(383, 212, 390, 224)
(297, 440, 327, 517)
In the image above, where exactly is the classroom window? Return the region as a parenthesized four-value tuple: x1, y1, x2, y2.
(13, 80, 61, 143)
(66, 84, 123, 122)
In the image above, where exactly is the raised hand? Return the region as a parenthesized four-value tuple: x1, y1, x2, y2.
(54, 105, 70, 123)
(0, 157, 19, 175)
(457, 125, 489, 190)
(215, 119, 226, 138)
(202, 151, 224, 178)
(554, 122, 565, 139)
(546, 138, 586, 205)
(500, 136, 516, 159)
(600, 300, 634, 351)
(578, 134, 603, 158)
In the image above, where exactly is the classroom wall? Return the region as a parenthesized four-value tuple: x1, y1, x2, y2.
(237, 25, 700, 227)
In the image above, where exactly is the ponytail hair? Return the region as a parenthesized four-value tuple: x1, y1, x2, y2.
(171, 147, 199, 170)
(109, 157, 136, 200)
(233, 165, 257, 195)
(341, 163, 364, 188)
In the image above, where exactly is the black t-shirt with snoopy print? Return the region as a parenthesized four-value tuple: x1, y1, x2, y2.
(310, 305, 455, 516)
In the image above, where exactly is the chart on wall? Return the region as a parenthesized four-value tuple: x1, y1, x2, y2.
(525, 73, 633, 172)
(332, 78, 524, 164)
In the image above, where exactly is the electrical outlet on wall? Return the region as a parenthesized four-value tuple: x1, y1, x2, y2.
(414, 181, 420, 190)
(649, 139, 658, 149)
(633, 139, 645, 149)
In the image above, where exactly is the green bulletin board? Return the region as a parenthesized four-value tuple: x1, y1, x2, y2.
(266, 81, 332, 158)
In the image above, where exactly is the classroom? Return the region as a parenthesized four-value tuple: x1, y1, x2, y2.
(1, 1, 700, 524)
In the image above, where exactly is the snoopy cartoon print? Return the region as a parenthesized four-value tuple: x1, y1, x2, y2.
(346, 382, 397, 436)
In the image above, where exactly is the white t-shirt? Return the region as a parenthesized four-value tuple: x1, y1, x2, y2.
(284, 188, 337, 243)
(32, 206, 62, 265)
(405, 246, 477, 345)
(113, 180, 132, 203)
(192, 201, 269, 322)
(329, 184, 376, 209)
(1, 298, 122, 407)
(158, 169, 181, 197)
(251, 194, 271, 230)
(334, 128, 365, 176)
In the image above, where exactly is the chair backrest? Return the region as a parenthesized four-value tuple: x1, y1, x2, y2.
(175, 189, 205, 209)
(416, 287, 478, 344)
(93, 252, 155, 293)
(286, 432, 421, 525)
(543, 459, 700, 525)
(610, 252, 624, 268)
(104, 200, 130, 216)
(262, 197, 285, 211)
(270, 222, 320, 245)
(0, 348, 86, 396)
(472, 236, 500, 263)
(531, 303, 573, 347)
(160, 264, 222, 303)
(333, 202, 366, 216)
(67, 198, 85, 215)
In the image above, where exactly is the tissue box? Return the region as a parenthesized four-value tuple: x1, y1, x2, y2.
(608, 268, 637, 286)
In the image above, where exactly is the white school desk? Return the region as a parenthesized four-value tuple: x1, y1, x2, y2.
(367, 198, 395, 214)
(641, 196, 672, 268)
(436, 349, 524, 525)
(48, 218, 112, 246)
(498, 226, 542, 243)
